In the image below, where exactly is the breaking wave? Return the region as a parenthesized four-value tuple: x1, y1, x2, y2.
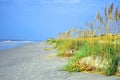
(0, 40, 34, 50)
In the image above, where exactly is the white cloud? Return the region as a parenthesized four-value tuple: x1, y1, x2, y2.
(0, 0, 80, 4)
(39, 0, 80, 4)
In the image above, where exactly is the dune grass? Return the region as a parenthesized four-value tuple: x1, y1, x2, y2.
(47, 3, 120, 76)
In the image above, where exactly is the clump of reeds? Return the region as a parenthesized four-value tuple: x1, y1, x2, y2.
(47, 3, 120, 76)
(64, 3, 120, 76)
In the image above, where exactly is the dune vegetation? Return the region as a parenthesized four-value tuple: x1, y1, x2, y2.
(47, 3, 120, 76)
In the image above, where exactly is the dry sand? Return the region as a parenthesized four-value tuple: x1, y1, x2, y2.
(0, 42, 120, 80)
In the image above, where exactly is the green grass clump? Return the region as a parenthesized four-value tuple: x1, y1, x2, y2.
(46, 38, 57, 44)
(64, 41, 120, 76)
(57, 39, 83, 57)
(64, 42, 92, 72)
(105, 44, 120, 75)
(106, 56, 119, 76)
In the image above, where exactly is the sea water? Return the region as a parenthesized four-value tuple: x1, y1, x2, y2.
(0, 40, 34, 50)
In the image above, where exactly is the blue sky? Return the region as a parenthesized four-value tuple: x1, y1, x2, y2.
(0, 0, 119, 40)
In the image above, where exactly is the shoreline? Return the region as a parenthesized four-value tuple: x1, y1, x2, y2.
(0, 40, 37, 51)
(0, 42, 119, 80)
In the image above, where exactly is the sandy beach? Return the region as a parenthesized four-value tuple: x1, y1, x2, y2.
(0, 42, 119, 80)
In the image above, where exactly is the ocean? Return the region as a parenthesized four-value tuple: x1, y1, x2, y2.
(0, 40, 35, 50)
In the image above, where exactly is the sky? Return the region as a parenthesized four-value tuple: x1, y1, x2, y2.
(0, 0, 119, 41)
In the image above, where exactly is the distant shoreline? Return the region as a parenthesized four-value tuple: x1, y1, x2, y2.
(0, 40, 37, 50)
